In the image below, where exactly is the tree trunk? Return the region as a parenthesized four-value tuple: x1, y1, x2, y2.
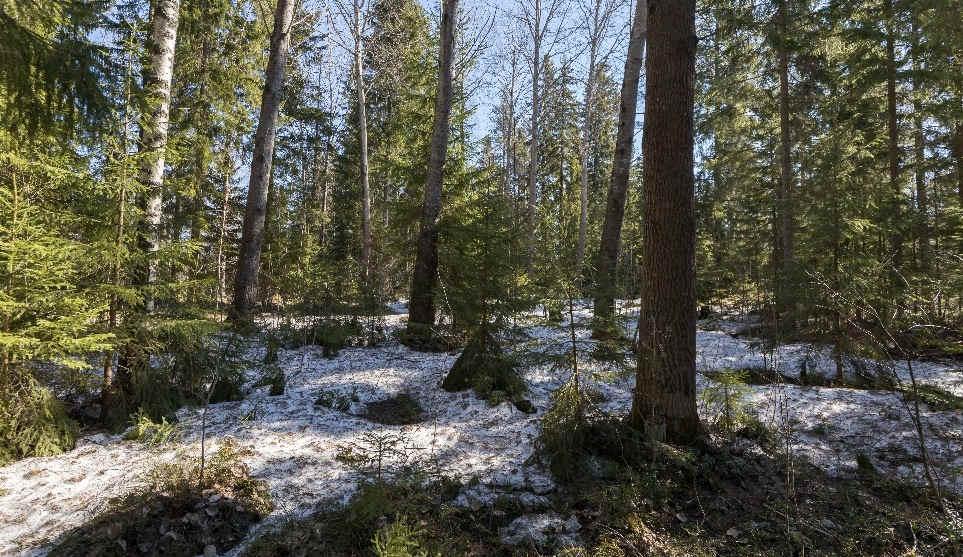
(630, 0, 700, 444)
(885, 0, 903, 275)
(216, 144, 233, 313)
(592, 0, 647, 334)
(136, 0, 180, 312)
(955, 124, 963, 207)
(190, 28, 212, 245)
(773, 0, 795, 326)
(102, 159, 128, 421)
(102, 52, 136, 421)
(407, 0, 458, 329)
(231, 0, 295, 321)
(321, 133, 333, 246)
(576, 22, 598, 274)
(911, 20, 928, 271)
(355, 3, 373, 287)
(527, 0, 542, 271)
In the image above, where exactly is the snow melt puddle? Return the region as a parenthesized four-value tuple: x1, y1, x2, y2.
(1, 305, 960, 555)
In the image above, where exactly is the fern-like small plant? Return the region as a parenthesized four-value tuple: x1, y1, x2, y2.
(124, 409, 177, 446)
(373, 515, 429, 557)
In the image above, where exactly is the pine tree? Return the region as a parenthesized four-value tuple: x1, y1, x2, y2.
(631, 0, 701, 443)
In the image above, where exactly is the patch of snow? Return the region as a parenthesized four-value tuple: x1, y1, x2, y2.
(499, 512, 582, 551)
(0, 301, 959, 555)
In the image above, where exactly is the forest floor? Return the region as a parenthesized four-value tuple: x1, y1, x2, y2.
(1, 301, 961, 555)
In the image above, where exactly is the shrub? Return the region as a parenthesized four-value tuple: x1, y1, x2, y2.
(123, 409, 178, 446)
(699, 368, 752, 436)
(104, 320, 246, 429)
(263, 333, 280, 364)
(0, 368, 77, 465)
(372, 515, 429, 557)
(243, 474, 468, 557)
(254, 364, 285, 396)
(315, 388, 356, 412)
(537, 378, 645, 483)
(335, 432, 413, 483)
(442, 328, 533, 413)
(164, 328, 247, 405)
(590, 339, 629, 364)
(275, 318, 363, 356)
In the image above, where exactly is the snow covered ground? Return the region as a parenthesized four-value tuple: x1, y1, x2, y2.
(1, 302, 960, 555)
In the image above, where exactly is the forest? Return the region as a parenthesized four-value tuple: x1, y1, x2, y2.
(1, 0, 962, 554)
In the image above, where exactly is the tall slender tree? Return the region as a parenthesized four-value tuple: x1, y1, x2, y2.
(406, 0, 459, 331)
(910, 13, 929, 271)
(575, 0, 623, 272)
(773, 0, 795, 326)
(352, 0, 373, 285)
(519, 0, 566, 270)
(884, 0, 903, 284)
(592, 0, 646, 335)
(231, 0, 296, 321)
(631, 0, 700, 443)
(527, 0, 543, 271)
(136, 0, 181, 312)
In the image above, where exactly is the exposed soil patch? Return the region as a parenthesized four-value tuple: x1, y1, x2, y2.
(364, 394, 425, 425)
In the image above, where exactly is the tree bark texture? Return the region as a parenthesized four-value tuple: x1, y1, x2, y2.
(630, 0, 701, 444)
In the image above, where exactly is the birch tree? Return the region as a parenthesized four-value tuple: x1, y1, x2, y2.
(136, 0, 181, 312)
(328, 0, 374, 286)
(518, 0, 568, 270)
(575, 0, 625, 271)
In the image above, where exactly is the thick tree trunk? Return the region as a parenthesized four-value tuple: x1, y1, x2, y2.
(136, 0, 180, 312)
(592, 0, 647, 334)
(231, 0, 295, 321)
(355, 6, 373, 286)
(773, 0, 795, 326)
(527, 0, 542, 271)
(407, 0, 458, 329)
(630, 0, 700, 444)
(110, 0, 179, 423)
